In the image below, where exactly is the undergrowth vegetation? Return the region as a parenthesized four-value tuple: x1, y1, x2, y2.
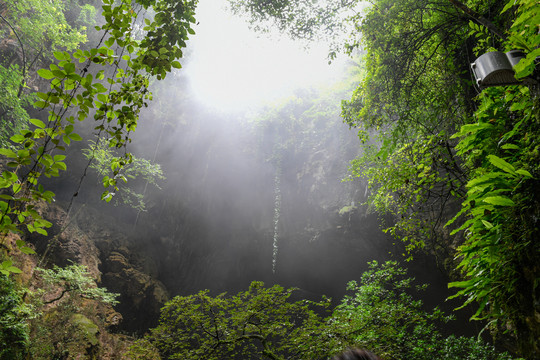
(128, 261, 518, 360)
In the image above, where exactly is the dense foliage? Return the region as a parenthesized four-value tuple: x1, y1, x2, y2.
(0, 264, 119, 359)
(82, 139, 165, 212)
(0, 0, 197, 269)
(0, 0, 197, 357)
(27, 264, 119, 359)
(447, 0, 540, 351)
(0, 274, 28, 359)
(139, 261, 515, 360)
(150, 281, 330, 359)
(228, 0, 539, 357)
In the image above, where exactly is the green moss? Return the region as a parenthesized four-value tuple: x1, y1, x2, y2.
(71, 314, 99, 346)
(338, 205, 356, 215)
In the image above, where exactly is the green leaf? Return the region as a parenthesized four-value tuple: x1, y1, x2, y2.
(29, 118, 46, 129)
(20, 246, 36, 255)
(487, 155, 516, 175)
(481, 220, 494, 229)
(53, 51, 67, 61)
(0, 148, 17, 158)
(101, 191, 114, 202)
(171, 61, 182, 69)
(64, 62, 76, 74)
(52, 70, 66, 79)
(69, 133, 83, 141)
(93, 83, 108, 93)
(516, 169, 533, 178)
(37, 69, 55, 80)
(501, 143, 520, 150)
(53, 162, 67, 171)
(482, 196, 515, 207)
(514, 48, 540, 78)
(6, 266, 22, 274)
(34, 227, 48, 236)
(10, 134, 25, 144)
(34, 100, 48, 108)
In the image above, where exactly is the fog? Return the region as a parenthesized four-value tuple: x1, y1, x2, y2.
(184, 0, 347, 111)
(41, 0, 471, 334)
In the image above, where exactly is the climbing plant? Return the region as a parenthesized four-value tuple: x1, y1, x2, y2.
(0, 0, 197, 274)
(446, 0, 539, 356)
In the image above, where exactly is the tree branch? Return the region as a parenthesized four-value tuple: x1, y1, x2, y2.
(447, 0, 507, 40)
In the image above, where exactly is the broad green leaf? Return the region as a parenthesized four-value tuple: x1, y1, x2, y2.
(10, 134, 25, 143)
(64, 62, 76, 74)
(93, 83, 108, 93)
(53, 51, 67, 60)
(0, 148, 17, 158)
(34, 100, 48, 108)
(516, 169, 533, 178)
(466, 172, 508, 188)
(29, 118, 46, 129)
(487, 155, 516, 175)
(6, 266, 22, 274)
(20, 246, 36, 255)
(69, 133, 83, 141)
(52, 70, 66, 79)
(513, 47, 540, 77)
(37, 69, 54, 80)
(482, 196, 515, 207)
(34, 227, 48, 236)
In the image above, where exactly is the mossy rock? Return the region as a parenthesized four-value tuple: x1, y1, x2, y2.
(338, 205, 357, 215)
(71, 313, 99, 346)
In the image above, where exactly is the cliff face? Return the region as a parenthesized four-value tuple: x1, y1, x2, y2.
(19, 89, 460, 345)
(27, 94, 392, 337)
(23, 204, 167, 345)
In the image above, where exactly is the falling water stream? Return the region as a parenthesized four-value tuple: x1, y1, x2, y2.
(272, 158, 282, 274)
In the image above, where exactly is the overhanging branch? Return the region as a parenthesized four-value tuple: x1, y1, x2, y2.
(448, 0, 507, 41)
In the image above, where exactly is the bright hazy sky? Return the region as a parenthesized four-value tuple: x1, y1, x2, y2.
(183, 0, 346, 111)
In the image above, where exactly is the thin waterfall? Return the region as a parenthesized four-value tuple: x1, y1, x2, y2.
(272, 156, 282, 274)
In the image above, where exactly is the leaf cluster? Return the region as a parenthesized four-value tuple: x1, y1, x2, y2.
(82, 139, 165, 211)
(150, 281, 330, 360)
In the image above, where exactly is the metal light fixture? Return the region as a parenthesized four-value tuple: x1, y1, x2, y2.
(471, 50, 525, 88)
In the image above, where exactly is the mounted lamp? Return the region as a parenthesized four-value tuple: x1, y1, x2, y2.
(470, 50, 525, 88)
